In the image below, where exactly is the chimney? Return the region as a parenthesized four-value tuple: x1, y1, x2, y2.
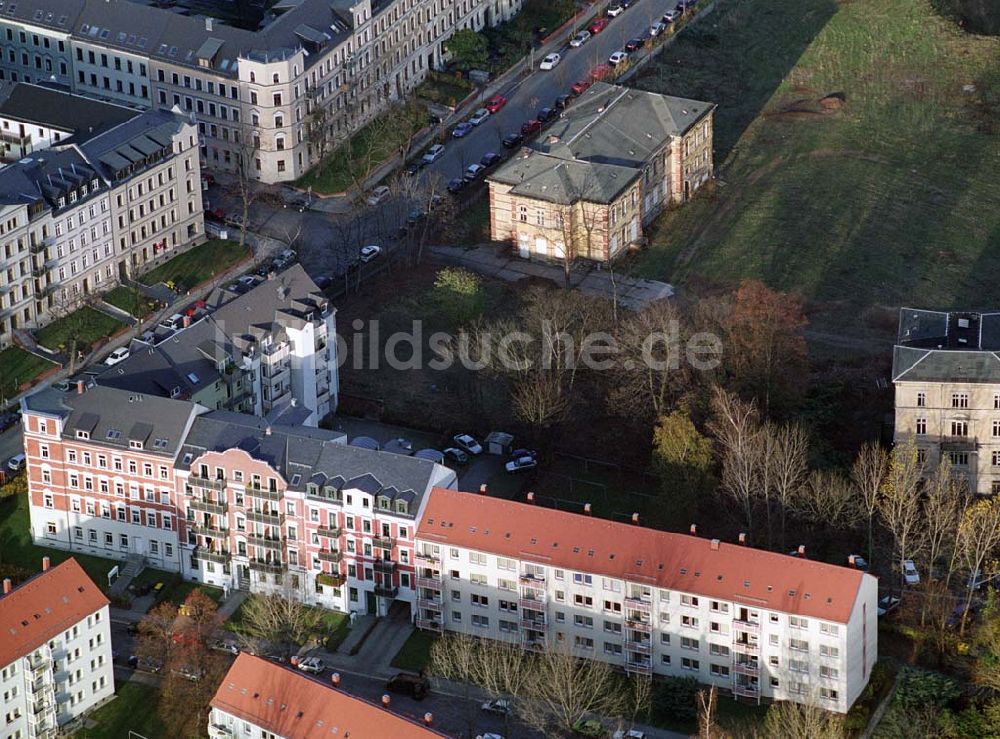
(583, 503, 591, 515)
(526, 492, 534, 504)
(76, 379, 85, 394)
(797, 545, 806, 557)
(479, 484, 487, 495)
(264, 426, 272, 436)
(182, 314, 191, 328)
(848, 554, 856, 567)
(267, 271, 276, 281)
(738, 533, 746, 546)
(423, 712, 433, 726)
(710, 538, 720, 551)
(205, 17, 213, 31)
(690, 524, 697, 536)
(42, 556, 50, 571)
(2, 578, 11, 595)
(631, 512, 639, 525)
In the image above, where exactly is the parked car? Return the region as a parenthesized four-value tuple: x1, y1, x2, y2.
(485, 95, 508, 113)
(481, 698, 512, 715)
(443, 447, 469, 464)
(359, 245, 382, 263)
(452, 122, 475, 138)
(625, 37, 643, 52)
(677, 0, 698, 10)
(663, 9, 681, 22)
(480, 152, 503, 168)
(464, 163, 486, 182)
(452, 433, 483, 455)
(877, 595, 901, 617)
(297, 656, 326, 674)
(423, 144, 446, 164)
(447, 178, 466, 194)
(537, 107, 558, 123)
(570, 80, 592, 95)
(539, 53, 561, 70)
(613, 731, 646, 739)
(0, 412, 19, 432)
(366, 185, 391, 206)
(590, 64, 613, 81)
(588, 17, 609, 34)
(7, 454, 25, 472)
(606, 3, 624, 16)
(554, 94, 572, 109)
(650, 21, 667, 35)
(608, 50, 629, 66)
(386, 672, 429, 700)
(903, 559, 920, 585)
(502, 132, 524, 148)
(104, 347, 130, 366)
(204, 206, 225, 222)
(469, 108, 491, 126)
(968, 569, 1000, 590)
(520, 119, 542, 136)
(210, 639, 239, 654)
(569, 31, 591, 47)
(284, 194, 312, 212)
(505, 455, 538, 474)
(404, 160, 425, 176)
(510, 448, 538, 460)
(314, 276, 333, 289)
(159, 313, 185, 331)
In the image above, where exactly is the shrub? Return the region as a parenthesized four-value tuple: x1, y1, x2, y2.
(652, 676, 699, 721)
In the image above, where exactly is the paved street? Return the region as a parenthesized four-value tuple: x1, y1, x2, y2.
(0, 425, 22, 469)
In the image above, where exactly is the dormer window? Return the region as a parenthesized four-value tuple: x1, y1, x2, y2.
(57, 196, 65, 208)
(91, 179, 99, 190)
(75, 430, 89, 440)
(68, 191, 77, 203)
(396, 501, 407, 514)
(379, 498, 390, 510)
(306, 483, 318, 496)
(129, 440, 143, 449)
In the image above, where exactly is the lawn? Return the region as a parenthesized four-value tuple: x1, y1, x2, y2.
(35, 307, 125, 353)
(139, 239, 249, 291)
(101, 285, 156, 318)
(130, 567, 224, 606)
(414, 72, 475, 108)
(76, 681, 165, 739)
(391, 628, 436, 672)
(631, 0, 1000, 332)
(0, 492, 122, 591)
(225, 597, 350, 651)
(297, 103, 427, 194)
(0, 347, 56, 402)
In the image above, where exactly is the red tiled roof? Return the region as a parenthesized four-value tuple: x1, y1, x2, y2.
(417, 488, 867, 623)
(211, 654, 447, 738)
(0, 558, 109, 668)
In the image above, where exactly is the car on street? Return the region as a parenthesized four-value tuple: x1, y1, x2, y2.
(314, 276, 333, 289)
(404, 160, 425, 176)
(555, 93, 572, 109)
(0, 412, 19, 432)
(539, 53, 561, 70)
(366, 185, 391, 206)
(520, 119, 542, 136)
(469, 108, 491, 126)
(608, 50, 629, 66)
(571, 79, 592, 95)
(452, 121, 474, 138)
(537, 107, 558, 123)
(650, 20, 667, 36)
(502, 132, 524, 148)
(238, 275, 260, 288)
(210, 639, 239, 654)
(386, 672, 429, 700)
(485, 95, 508, 113)
(877, 595, 901, 617)
(510, 448, 538, 460)
(569, 30, 591, 47)
(625, 37, 643, 52)
(423, 144, 446, 164)
(159, 313, 185, 331)
(443, 447, 469, 464)
(407, 208, 426, 224)
(613, 730, 646, 739)
(104, 347, 130, 366)
(588, 17, 609, 34)
(464, 163, 486, 182)
(606, 3, 624, 16)
(7, 454, 25, 472)
(297, 656, 325, 674)
(225, 213, 246, 229)
(663, 9, 681, 22)
(447, 178, 466, 194)
(284, 194, 312, 212)
(677, 0, 698, 10)
(903, 559, 920, 585)
(480, 152, 503, 168)
(481, 698, 512, 715)
(453, 433, 483, 455)
(359, 245, 382, 263)
(505, 455, 538, 474)
(590, 63, 613, 81)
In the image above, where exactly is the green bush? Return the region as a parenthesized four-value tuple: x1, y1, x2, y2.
(652, 676, 699, 722)
(894, 667, 960, 710)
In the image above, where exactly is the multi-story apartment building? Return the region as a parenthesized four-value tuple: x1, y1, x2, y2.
(94, 264, 338, 426)
(22, 382, 456, 616)
(488, 82, 714, 263)
(414, 488, 878, 714)
(0, 98, 203, 348)
(0, 0, 524, 183)
(892, 308, 1000, 494)
(176, 411, 456, 615)
(209, 653, 447, 738)
(0, 557, 114, 737)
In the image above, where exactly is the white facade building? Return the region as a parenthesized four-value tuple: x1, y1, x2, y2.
(414, 488, 879, 714)
(0, 558, 114, 738)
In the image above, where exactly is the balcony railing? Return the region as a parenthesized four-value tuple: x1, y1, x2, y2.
(733, 619, 760, 634)
(626, 617, 652, 633)
(624, 596, 652, 612)
(248, 559, 284, 574)
(416, 617, 443, 632)
(373, 559, 397, 573)
(520, 616, 546, 630)
(316, 572, 346, 587)
(519, 598, 546, 611)
(247, 534, 284, 550)
(190, 499, 228, 516)
(317, 525, 343, 538)
(416, 576, 442, 590)
(733, 640, 759, 654)
(189, 475, 226, 491)
(733, 662, 760, 676)
(734, 683, 760, 697)
(246, 486, 283, 502)
(415, 551, 439, 563)
(246, 510, 284, 526)
(625, 639, 651, 654)
(372, 535, 395, 549)
(193, 547, 230, 565)
(374, 584, 399, 598)
(318, 549, 343, 563)
(417, 597, 442, 610)
(191, 523, 229, 537)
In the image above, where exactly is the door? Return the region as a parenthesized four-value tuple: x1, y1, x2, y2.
(518, 233, 530, 259)
(132, 537, 145, 556)
(365, 590, 377, 615)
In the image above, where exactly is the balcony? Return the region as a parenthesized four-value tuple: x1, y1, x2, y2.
(734, 662, 760, 676)
(246, 510, 284, 526)
(624, 596, 652, 612)
(374, 559, 397, 573)
(520, 616, 546, 630)
(415, 551, 439, 564)
(246, 486, 283, 502)
(417, 597, 442, 610)
(519, 598, 546, 611)
(247, 534, 284, 550)
(193, 547, 230, 565)
(733, 640, 759, 654)
(524, 637, 546, 651)
(190, 523, 229, 537)
(189, 475, 226, 491)
(316, 572, 346, 587)
(190, 499, 228, 516)
(416, 617, 443, 632)
(626, 617, 652, 633)
(317, 525, 342, 538)
(416, 576, 442, 590)
(520, 573, 545, 585)
(374, 584, 398, 598)
(248, 559, 284, 574)
(625, 639, 651, 654)
(941, 435, 977, 452)
(318, 549, 343, 563)
(733, 619, 760, 635)
(734, 683, 760, 697)
(209, 724, 234, 738)
(625, 659, 652, 674)
(372, 535, 395, 549)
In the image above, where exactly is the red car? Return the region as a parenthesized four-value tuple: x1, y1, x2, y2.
(204, 207, 225, 222)
(590, 64, 613, 81)
(570, 80, 592, 96)
(485, 95, 508, 114)
(588, 17, 609, 34)
(520, 119, 542, 136)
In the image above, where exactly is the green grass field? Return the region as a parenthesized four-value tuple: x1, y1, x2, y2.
(632, 0, 1000, 331)
(0, 347, 56, 402)
(101, 285, 156, 318)
(75, 681, 165, 739)
(130, 567, 224, 606)
(35, 307, 125, 352)
(139, 239, 249, 291)
(391, 629, 436, 672)
(0, 492, 122, 591)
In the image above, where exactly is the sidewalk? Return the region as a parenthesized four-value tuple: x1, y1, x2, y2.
(94, 300, 139, 327)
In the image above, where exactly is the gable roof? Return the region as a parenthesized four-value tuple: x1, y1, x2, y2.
(417, 488, 868, 623)
(211, 654, 447, 738)
(892, 308, 1000, 382)
(0, 558, 108, 669)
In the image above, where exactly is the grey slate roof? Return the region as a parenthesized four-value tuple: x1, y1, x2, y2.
(892, 308, 1000, 382)
(176, 412, 442, 514)
(0, 82, 136, 136)
(489, 151, 640, 205)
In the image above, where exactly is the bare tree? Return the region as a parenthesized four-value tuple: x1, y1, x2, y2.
(957, 496, 1000, 634)
(922, 458, 968, 589)
(44, 290, 90, 373)
(232, 125, 262, 253)
(851, 442, 889, 565)
(234, 588, 322, 659)
(747, 698, 844, 739)
(709, 387, 763, 533)
(878, 440, 926, 591)
(796, 469, 860, 532)
(767, 423, 809, 551)
(696, 686, 725, 739)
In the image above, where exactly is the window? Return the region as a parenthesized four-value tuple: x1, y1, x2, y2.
(949, 451, 969, 466)
(681, 658, 699, 671)
(994, 420, 1000, 438)
(951, 420, 969, 437)
(710, 664, 730, 678)
(915, 418, 927, 435)
(681, 615, 699, 628)
(573, 573, 593, 586)
(819, 666, 839, 679)
(681, 637, 699, 651)
(573, 636, 594, 649)
(819, 644, 840, 658)
(604, 621, 622, 634)
(789, 638, 809, 652)
(789, 659, 809, 673)
(574, 615, 594, 629)
(709, 644, 730, 657)
(789, 616, 808, 629)
(952, 393, 969, 408)
(820, 623, 839, 636)
(574, 594, 594, 607)
(680, 595, 699, 607)
(917, 391, 926, 407)
(471, 614, 489, 628)
(709, 600, 729, 614)
(820, 688, 839, 701)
